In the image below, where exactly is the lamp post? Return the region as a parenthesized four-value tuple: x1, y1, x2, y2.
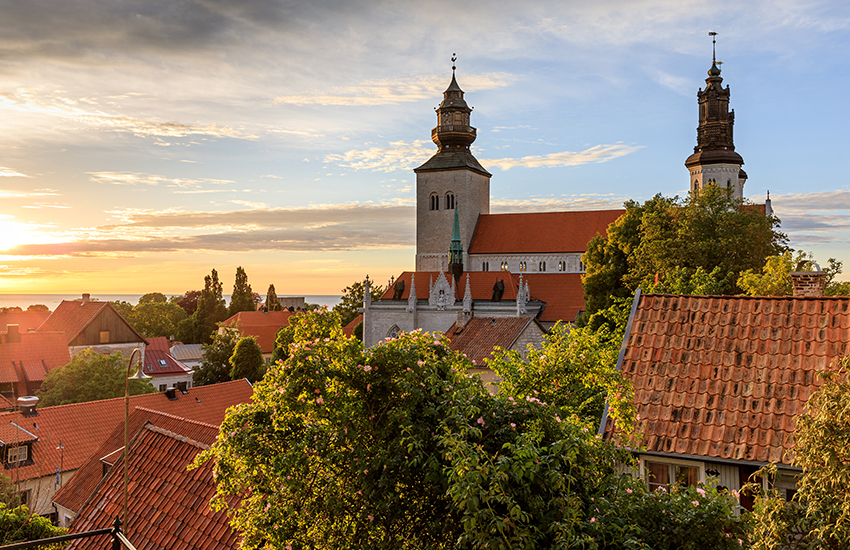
(123, 348, 151, 534)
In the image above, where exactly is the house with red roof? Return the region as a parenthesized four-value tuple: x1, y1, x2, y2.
(0, 379, 252, 520)
(0, 310, 51, 333)
(220, 310, 295, 359)
(0, 326, 70, 400)
(142, 337, 194, 391)
(37, 294, 147, 360)
(64, 415, 240, 549)
(600, 271, 848, 507)
(445, 316, 546, 389)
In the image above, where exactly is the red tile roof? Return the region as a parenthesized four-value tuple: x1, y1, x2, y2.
(142, 349, 193, 377)
(446, 317, 538, 366)
(0, 379, 253, 483)
(67, 419, 239, 550)
(468, 210, 625, 254)
(0, 421, 38, 446)
(54, 407, 227, 515)
(343, 314, 363, 337)
(0, 311, 51, 332)
(603, 294, 850, 466)
(380, 272, 587, 324)
(37, 300, 146, 344)
(222, 310, 295, 353)
(0, 331, 70, 385)
(144, 336, 171, 353)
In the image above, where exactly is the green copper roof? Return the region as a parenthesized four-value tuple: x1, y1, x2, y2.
(451, 206, 462, 246)
(708, 61, 722, 77)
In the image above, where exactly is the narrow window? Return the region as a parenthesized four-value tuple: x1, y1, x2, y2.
(579, 260, 586, 272)
(445, 192, 455, 210)
(482, 261, 489, 271)
(429, 193, 439, 211)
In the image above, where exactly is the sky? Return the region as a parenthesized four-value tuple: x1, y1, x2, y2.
(1, 0, 849, 295)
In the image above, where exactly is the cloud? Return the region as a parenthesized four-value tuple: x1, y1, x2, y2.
(649, 69, 693, 96)
(88, 172, 235, 190)
(325, 140, 433, 172)
(483, 144, 644, 170)
(0, 167, 28, 177)
(0, 189, 60, 198)
(274, 73, 514, 106)
(230, 199, 268, 209)
(491, 195, 628, 213)
(766, 191, 850, 245)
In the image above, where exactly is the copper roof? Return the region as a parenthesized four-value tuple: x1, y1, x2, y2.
(446, 317, 538, 366)
(67, 419, 239, 550)
(1, 379, 253, 483)
(222, 310, 295, 353)
(468, 210, 624, 255)
(142, 349, 193, 377)
(603, 294, 850, 466)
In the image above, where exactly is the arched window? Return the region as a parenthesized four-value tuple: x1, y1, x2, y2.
(429, 193, 439, 211)
(579, 260, 586, 272)
(386, 325, 400, 339)
(539, 261, 546, 272)
(482, 261, 489, 271)
(500, 261, 509, 271)
(445, 192, 455, 210)
(519, 261, 527, 272)
(558, 261, 565, 272)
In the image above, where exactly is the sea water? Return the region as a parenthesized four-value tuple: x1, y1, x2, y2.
(0, 294, 342, 311)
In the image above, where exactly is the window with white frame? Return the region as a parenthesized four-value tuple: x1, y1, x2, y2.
(641, 456, 704, 491)
(6, 445, 27, 464)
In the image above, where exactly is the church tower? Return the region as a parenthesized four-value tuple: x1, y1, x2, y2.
(685, 33, 747, 199)
(415, 57, 491, 272)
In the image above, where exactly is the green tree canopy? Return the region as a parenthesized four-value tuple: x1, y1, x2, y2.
(171, 290, 201, 316)
(109, 300, 134, 320)
(194, 325, 242, 386)
(193, 269, 228, 344)
(127, 301, 188, 338)
(270, 325, 295, 364)
(582, 186, 787, 315)
(26, 304, 49, 313)
(738, 251, 850, 297)
(138, 292, 167, 304)
(0, 503, 66, 547)
(36, 349, 155, 407)
(195, 309, 743, 550)
(265, 284, 281, 312)
(333, 278, 385, 327)
(229, 266, 255, 317)
(229, 336, 265, 382)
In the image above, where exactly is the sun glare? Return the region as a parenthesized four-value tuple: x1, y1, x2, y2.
(0, 220, 33, 251)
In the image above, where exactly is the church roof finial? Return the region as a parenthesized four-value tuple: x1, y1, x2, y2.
(708, 31, 722, 77)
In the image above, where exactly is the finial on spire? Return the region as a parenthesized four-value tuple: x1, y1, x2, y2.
(709, 31, 717, 64)
(707, 31, 722, 77)
(451, 53, 457, 75)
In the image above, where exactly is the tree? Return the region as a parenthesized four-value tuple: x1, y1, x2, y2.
(645, 265, 733, 296)
(138, 292, 167, 304)
(195, 309, 743, 549)
(229, 266, 255, 316)
(582, 186, 787, 315)
(193, 269, 228, 344)
(172, 290, 201, 316)
(333, 278, 385, 327)
(749, 362, 850, 549)
(26, 304, 49, 313)
(265, 284, 281, 311)
(739, 252, 850, 297)
(36, 349, 156, 407)
(109, 300, 134, 320)
(270, 325, 295, 364)
(229, 337, 265, 382)
(489, 298, 635, 430)
(194, 325, 242, 386)
(128, 301, 187, 338)
(0, 503, 66, 547)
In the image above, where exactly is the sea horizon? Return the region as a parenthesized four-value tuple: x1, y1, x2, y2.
(0, 293, 343, 311)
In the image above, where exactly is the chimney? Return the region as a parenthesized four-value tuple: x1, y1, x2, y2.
(17, 396, 39, 417)
(81, 293, 90, 304)
(164, 387, 178, 401)
(791, 271, 827, 298)
(5, 324, 20, 343)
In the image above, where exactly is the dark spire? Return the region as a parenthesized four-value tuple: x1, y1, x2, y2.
(448, 205, 464, 282)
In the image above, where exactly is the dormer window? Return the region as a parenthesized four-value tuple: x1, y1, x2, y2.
(7, 445, 27, 464)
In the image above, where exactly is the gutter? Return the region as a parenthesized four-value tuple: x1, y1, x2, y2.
(597, 287, 641, 436)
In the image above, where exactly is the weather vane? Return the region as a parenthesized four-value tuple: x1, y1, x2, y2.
(452, 53, 457, 74)
(708, 31, 722, 66)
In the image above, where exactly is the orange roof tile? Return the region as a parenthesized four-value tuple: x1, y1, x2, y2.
(0, 311, 51, 332)
(144, 336, 171, 353)
(0, 379, 253, 484)
(468, 210, 624, 254)
(222, 310, 295, 353)
(0, 331, 70, 384)
(603, 294, 850, 466)
(446, 317, 538, 366)
(343, 314, 363, 337)
(54, 407, 227, 515)
(380, 272, 587, 324)
(67, 420, 239, 550)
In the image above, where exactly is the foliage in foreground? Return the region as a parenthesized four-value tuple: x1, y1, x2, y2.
(197, 309, 743, 549)
(738, 252, 850, 297)
(36, 349, 156, 407)
(0, 504, 66, 548)
(748, 363, 850, 549)
(194, 325, 242, 386)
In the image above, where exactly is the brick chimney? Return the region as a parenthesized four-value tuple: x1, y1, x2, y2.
(5, 324, 20, 343)
(791, 271, 827, 297)
(81, 293, 90, 304)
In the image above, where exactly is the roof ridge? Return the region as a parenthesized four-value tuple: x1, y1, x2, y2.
(144, 424, 211, 450)
(132, 406, 221, 430)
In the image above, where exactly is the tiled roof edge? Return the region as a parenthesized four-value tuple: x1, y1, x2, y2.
(132, 407, 221, 431)
(144, 424, 211, 451)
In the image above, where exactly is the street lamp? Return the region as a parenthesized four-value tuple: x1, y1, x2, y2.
(123, 348, 151, 534)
